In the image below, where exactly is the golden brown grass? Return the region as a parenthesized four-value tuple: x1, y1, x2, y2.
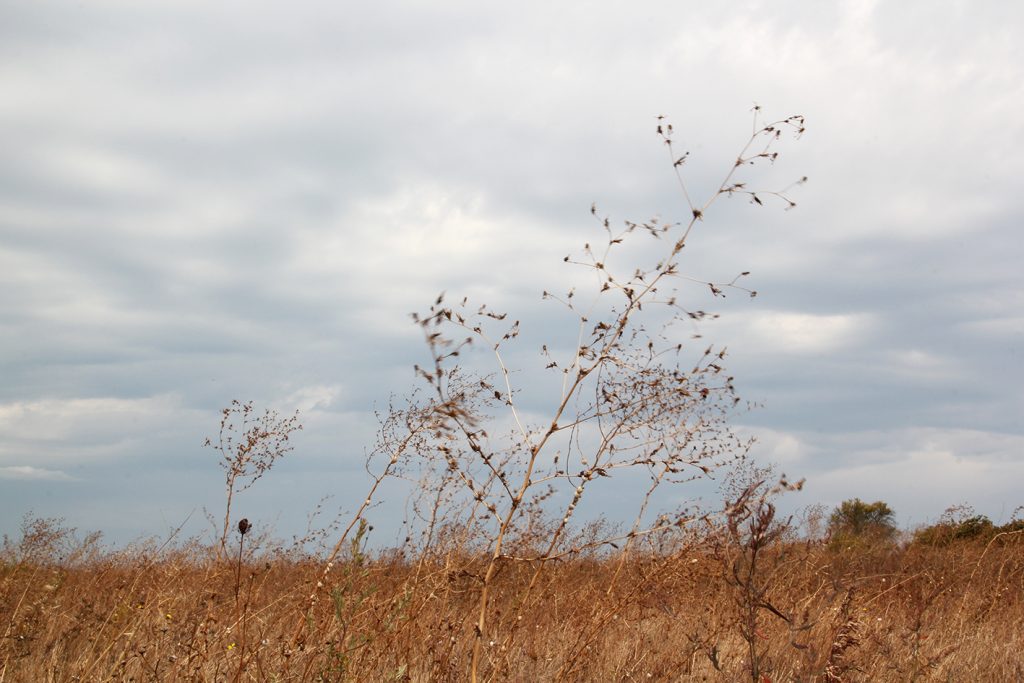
(3, 529, 1022, 682)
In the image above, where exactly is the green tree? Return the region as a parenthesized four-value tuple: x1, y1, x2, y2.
(828, 498, 897, 548)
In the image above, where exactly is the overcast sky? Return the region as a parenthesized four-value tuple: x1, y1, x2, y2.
(2, 0, 1022, 546)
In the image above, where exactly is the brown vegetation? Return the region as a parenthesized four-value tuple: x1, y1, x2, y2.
(2, 516, 1022, 681)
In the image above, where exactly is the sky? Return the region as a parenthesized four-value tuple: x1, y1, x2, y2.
(2, 0, 1022, 547)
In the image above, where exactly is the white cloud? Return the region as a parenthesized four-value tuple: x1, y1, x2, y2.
(0, 395, 205, 469)
(33, 141, 166, 196)
(0, 466, 72, 481)
(283, 385, 341, 413)
(745, 426, 1024, 524)
(727, 310, 874, 355)
(959, 316, 1024, 340)
(810, 449, 1021, 526)
(881, 349, 963, 382)
(743, 427, 808, 466)
(0, 395, 183, 440)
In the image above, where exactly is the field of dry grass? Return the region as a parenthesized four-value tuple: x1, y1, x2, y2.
(3, 520, 1022, 682)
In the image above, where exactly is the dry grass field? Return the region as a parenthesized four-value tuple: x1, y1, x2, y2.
(2, 517, 1022, 682)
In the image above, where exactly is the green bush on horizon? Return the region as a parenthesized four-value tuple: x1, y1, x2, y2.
(828, 498, 898, 550)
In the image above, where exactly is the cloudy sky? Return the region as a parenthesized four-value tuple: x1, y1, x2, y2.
(2, 0, 1022, 545)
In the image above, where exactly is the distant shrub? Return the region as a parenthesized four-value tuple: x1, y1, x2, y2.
(913, 509, 991, 548)
(997, 519, 1024, 535)
(914, 505, 1024, 547)
(828, 499, 897, 549)
(914, 515, 994, 547)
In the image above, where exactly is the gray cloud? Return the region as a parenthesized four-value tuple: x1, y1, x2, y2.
(2, 0, 1022, 542)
